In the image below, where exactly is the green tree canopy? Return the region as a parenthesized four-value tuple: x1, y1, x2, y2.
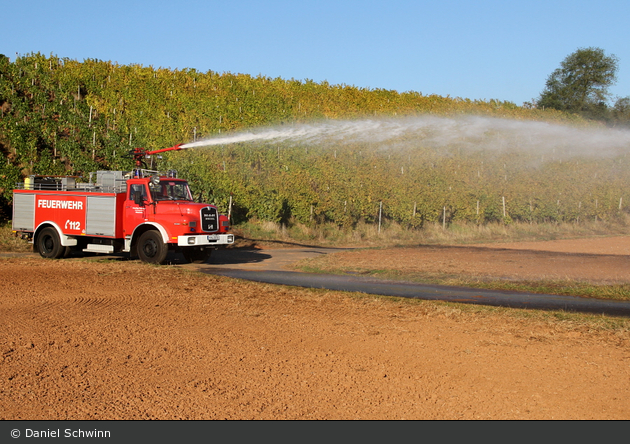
(537, 47, 618, 118)
(612, 96, 630, 125)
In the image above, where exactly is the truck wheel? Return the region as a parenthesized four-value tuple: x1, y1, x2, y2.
(37, 227, 65, 259)
(183, 247, 212, 264)
(137, 230, 168, 264)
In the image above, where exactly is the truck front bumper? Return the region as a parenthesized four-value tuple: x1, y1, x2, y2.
(177, 233, 234, 247)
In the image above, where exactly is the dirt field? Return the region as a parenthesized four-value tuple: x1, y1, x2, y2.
(1, 237, 630, 420)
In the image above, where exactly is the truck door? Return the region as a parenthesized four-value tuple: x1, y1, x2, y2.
(124, 183, 149, 236)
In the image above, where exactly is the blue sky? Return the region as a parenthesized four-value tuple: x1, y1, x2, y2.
(3, 0, 629, 106)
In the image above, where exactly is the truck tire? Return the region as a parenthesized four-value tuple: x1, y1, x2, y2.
(137, 230, 168, 264)
(37, 227, 65, 259)
(183, 247, 212, 264)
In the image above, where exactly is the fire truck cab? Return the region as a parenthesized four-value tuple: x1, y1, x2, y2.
(12, 170, 234, 264)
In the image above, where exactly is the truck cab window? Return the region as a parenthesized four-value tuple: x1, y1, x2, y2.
(150, 181, 193, 201)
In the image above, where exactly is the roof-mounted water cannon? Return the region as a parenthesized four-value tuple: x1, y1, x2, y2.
(129, 144, 184, 176)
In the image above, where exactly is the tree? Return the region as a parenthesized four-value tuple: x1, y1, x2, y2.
(537, 47, 618, 117)
(611, 96, 630, 127)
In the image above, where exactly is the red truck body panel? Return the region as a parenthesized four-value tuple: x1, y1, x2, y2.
(14, 189, 127, 239)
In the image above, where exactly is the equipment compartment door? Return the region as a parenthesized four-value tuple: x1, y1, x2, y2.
(86, 196, 116, 236)
(12, 193, 35, 231)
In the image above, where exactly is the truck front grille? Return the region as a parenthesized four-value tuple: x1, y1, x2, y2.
(200, 207, 218, 232)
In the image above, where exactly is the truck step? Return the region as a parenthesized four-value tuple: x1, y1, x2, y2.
(83, 244, 115, 254)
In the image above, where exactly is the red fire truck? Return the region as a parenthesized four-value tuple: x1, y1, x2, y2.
(11, 145, 234, 264)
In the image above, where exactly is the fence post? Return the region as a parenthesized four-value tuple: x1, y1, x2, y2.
(228, 195, 233, 223)
(443, 206, 446, 230)
(378, 202, 383, 234)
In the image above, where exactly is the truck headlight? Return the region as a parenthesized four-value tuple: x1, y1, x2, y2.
(187, 237, 196, 245)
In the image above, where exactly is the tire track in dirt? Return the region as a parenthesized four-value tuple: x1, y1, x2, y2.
(0, 256, 186, 334)
(3, 293, 182, 322)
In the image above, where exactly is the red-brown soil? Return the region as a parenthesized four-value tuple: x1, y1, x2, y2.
(1, 237, 630, 420)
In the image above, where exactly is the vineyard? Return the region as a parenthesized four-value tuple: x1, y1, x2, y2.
(1, 52, 629, 230)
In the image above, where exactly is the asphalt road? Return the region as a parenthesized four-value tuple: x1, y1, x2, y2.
(197, 247, 630, 318)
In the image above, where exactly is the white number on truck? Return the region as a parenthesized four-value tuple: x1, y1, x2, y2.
(64, 220, 81, 231)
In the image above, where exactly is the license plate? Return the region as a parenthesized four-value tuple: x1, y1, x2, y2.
(207, 234, 220, 241)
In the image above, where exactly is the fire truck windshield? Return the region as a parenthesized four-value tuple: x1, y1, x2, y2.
(149, 180, 193, 201)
